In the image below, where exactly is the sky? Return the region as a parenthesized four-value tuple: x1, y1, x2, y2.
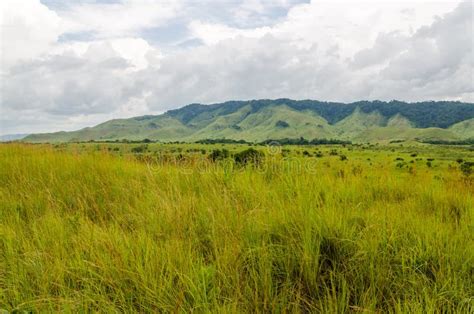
(0, 0, 473, 135)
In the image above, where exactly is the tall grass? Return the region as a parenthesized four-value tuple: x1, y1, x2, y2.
(1, 144, 473, 312)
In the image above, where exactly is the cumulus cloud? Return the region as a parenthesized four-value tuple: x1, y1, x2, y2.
(351, 32, 409, 69)
(58, 0, 182, 39)
(2, 40, 157, 114)
(138, 0, 473, 107)
(0, 0, 472, 134)
(0, 0, 61, 70)
(137, 35, 357, 108)
(372, 1, 473, 99)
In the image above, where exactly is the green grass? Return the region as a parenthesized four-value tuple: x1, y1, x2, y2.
(1, 143, 473, 312)
(450, 119, 474, 139)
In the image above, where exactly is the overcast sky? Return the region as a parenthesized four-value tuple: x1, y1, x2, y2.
(1, 0, 472, 135)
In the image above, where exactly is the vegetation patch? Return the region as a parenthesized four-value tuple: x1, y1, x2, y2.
(233, 148, 264, 166)
(275, 120, 290, 128)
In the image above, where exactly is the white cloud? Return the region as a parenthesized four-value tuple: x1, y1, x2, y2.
(138, 1, 472, 106)
(190, 0, 464, 57)
(351, 32, 409, 69)
(189, 21, 272, 45)
(58, 0, 183, 39)
(0, 0, 472, 135)
(0, 0, 61, 70)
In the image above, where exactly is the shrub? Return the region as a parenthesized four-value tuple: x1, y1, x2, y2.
(340, 155, 348, 161)
(208, 149, 230, 161)
(281, 149, 290, 157)
(131, 144, 148, 153)
(396, 162, 406, 169)
(234, 148, 264, 166)
(460, 161, 473, 177)
(275, 120, 290, 128)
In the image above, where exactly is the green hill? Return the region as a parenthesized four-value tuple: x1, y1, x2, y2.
(449, 118, 474, 139)
(23, 99, 474, 143)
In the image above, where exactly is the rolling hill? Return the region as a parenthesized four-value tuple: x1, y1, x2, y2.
(23, 99, 474, 143)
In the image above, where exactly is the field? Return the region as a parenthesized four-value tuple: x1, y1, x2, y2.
(1, 142, 473, 312)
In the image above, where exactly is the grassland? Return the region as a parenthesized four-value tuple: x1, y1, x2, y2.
(1, 142, 473, 312)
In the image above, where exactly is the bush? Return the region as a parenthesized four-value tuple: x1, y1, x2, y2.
(280, 149, 290, 157)
(234, 148, 264, 166)
(208, 149, 230, 161)
(396, 162, 406, 169)
(131, 145, 148, 153)
(340, 155, 348, 161)
(275, 120, 290, 128)
(329, 149, 338, 156)
(460, 161, 473, 177)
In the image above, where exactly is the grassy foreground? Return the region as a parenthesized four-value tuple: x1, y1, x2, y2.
(1, 143, 473, 312)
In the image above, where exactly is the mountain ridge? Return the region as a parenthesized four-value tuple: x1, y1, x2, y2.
(23, 99, 474, 143)
(0, 134, 29, 142)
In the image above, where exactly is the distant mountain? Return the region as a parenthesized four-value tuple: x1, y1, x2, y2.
(23, 99, 474, 143)
(0, 134, 29, 142)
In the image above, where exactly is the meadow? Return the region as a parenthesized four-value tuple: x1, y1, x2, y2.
(1, 142, 473, 312)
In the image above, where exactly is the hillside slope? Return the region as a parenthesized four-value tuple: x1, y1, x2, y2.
(23, 99, 474, 143)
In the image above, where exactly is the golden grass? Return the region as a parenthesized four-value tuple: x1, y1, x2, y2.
(1, 143, 473, 312)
